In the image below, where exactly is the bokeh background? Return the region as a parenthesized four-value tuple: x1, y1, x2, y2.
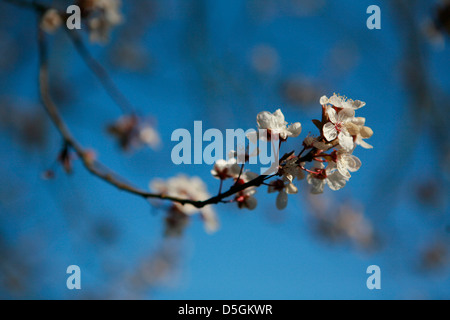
(0, 0, 449, 299)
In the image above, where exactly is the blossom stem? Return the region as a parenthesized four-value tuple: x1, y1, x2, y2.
(218, 179, 223, 196)
(233, 163, 245, 187)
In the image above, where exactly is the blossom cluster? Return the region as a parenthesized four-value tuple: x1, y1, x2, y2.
(306, 94, 373, 194)
(107, 115, 161, 152)
(150, 94, 373, 235)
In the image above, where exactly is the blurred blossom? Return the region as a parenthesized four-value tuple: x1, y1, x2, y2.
(419, 242, 449, 272)
(150, 175, 219, 236)
(268, 178, 298, 210)
(307, 194, 376, 250)
(125, 240, 182, 298)
(40, 9, 62, 34)
(0, 236, 32, 298)
(107, 115, 161, 152)
(91, 219, 119, 245)
(250, 44, 280, 75)
(415, 178, 445, 210)
(77, 0, 124, 44)
(0, 98, 47, 149)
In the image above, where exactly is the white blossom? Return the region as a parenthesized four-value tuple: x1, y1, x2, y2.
(88, 0, 123, 44)
(328, 150, 362, 178)
(150, 175, 219, 233)
(320, 93, 366, 110)
(139, 124, 161, 150)
(306, 162, 349, 194)
(323, 107, 355, 152)
(252, 109, 302, 141)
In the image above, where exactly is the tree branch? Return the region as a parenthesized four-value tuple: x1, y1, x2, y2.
(37, 27, 280, 210)
(65, 29, 136, 115)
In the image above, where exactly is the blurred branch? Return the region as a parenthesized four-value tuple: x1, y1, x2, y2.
(7, 0, 319, 213)
(65, 29, 135, 115)
(37, 28, 194, 206)
(37, 25, 279, 210)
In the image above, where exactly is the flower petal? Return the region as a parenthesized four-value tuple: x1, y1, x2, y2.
(328, 94, 344, 108)
(350, 100, 366, 109)
(272, 109, 286, 128)
(323, 122, 338, 141)
(320, 96, 329, 105)
(347, 155, 362, 172)
(286, 182, 298, 194)
(352, 117, 366, 126)
(337, 158, 351, 178)
(246, 130, 259, 144)
(357, 137, 373, 149)
(338, 131, 354, 152)
(327, 107, 338, 124)
(307, 174, 325, 194)
(326, 171, 348, 191)
(337, 108, 355, 123)
(360, 126, 373, 139)
(287, 122, 302, 137)
(256, 111, 274, 129)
